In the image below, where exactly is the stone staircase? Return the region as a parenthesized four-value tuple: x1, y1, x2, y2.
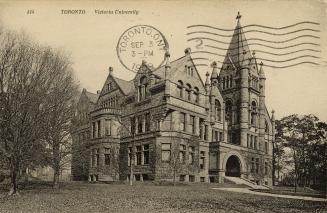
(224, 176, 270, 189)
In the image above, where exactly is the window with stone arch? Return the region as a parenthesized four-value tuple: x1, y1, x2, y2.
(177, 80, 183, 98)
(215, 99, 222, 121)
(138, 76, 148, 101)
(194, 87, 199, 103)
(225, 99, 233, 123)
(250, 100, 257, 127)
(186, 83, 192, 101)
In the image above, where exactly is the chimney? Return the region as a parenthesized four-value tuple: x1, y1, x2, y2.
(109, 66, 113, 75)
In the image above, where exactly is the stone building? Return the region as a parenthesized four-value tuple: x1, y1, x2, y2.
(71, 16, 275, 186)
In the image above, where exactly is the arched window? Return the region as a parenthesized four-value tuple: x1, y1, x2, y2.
(215, 99, 221, 121)
(226, 100, 233, 123)
(222, 77, 225, 89)
(251, 101, 257, 127)
(226, 76, 229, 88)
(139, 76, 148, 101)
(194, 87, 199, 103)
(177, 80, 183, 98)
(186, 84, 192, 101)
(230, 75, 233, 87)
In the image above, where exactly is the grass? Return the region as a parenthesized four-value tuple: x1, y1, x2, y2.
(252, 186, 326, 199)
(0, 181, 326, 213)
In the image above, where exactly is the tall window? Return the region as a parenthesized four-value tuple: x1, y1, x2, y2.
(226, 100, 233, 123)
(96, 148, 100, 167)
(255, 158, 259, 174)
(138, 76, 148, 101)
(254, 136, 257, 150)
(137, 115, 143, 133)
(136, 146, 142, 165)
(128, 147, 132, 166)
(97, 120, 101, 138)
(204, 125, 208, 141)
(186, 84, 192, 101)
(251, 158, 255, 173)
(265, 120, 269, 133)
(194, 87, 199, 103)
(251, 101, 257, 127)
(190, 115, 195, 134)
(200, 151, 205, 170)
(177, 80, 183, 98)
(145, 113, 151, 132)
(265, 141, 268, 154)
(161, 143, 171, 162)
(130, 117, 135, 135)
(264, 162, 268, 175)
(180, 112, 186, 131)
(104, 148, 110, 165)
(105, 119, 111, 136)
(143, 144, 149, 164)
(189, 146, 195, 164)
(179, 144, 186, 163)
(215, 99, 222, 121)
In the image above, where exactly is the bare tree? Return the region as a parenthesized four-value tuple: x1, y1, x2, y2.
(40, 50, 78, 188)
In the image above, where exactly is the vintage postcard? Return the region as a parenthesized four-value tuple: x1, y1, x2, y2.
(0, 0, 326, 212)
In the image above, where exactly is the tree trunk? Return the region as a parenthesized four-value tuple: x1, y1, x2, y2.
(53, 141, 60, 189)
(9, 158, 19, 195)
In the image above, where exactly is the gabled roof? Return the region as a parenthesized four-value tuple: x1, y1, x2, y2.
(152, 54, 189, 79)
(113, 77, 134, 95)
(85, 91, 99, 103)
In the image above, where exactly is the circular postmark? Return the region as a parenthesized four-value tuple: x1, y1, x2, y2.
(116, 25, 169, 72)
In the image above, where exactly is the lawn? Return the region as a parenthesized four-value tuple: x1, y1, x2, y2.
(0, 181, 326, 213)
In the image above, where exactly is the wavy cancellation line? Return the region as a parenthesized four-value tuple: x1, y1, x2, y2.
(188, 28, 320, 37)
(187, 32, 320, 44)
(191, 59, 320, 69)
(188, 37, 319, 50)
(191, 51, 320, 63)
(187, 21, 320, 31)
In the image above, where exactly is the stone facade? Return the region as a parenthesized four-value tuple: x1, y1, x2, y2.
(71, 18, 275, 186)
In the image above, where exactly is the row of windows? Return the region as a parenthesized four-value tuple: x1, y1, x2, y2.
(92, 119, 112, 139)
(130, 113, 151, 134)
(247, 134, 258, 150)
(184, 65, 194, 76)
(128, 144, 150, 166)
(90, 148, 111, 167)
(251, 158, 269, 176)
(250, 77, 259, 90)
(177, 80, 199, 103)
(212, 130, 224, 142)
(179, 113, 209, 140)
(100, 96, 119, 108)
(221, 75, 233, 90)
(161, 143, 206, 169)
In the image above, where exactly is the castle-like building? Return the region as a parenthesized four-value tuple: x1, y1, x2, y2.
(71, 16, 275, 186)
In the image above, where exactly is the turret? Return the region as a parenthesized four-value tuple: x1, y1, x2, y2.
(164, 51, 171, 97)
(210, 61, 219, 85)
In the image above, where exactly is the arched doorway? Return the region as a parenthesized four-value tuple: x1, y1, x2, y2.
(225, 155, 241, 177)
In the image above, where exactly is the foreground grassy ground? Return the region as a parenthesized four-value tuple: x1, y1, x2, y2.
(0, 181, 326, 213)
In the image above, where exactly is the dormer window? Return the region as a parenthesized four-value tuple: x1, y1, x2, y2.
(107, 82, 112, 91)
(138, 76, 148, 101)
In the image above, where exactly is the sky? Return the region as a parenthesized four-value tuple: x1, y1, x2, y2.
(0, 0, 326, 122)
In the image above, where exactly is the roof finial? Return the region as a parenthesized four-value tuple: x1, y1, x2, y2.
(252, 50, 256, 57)
(236, 11, 242, 20)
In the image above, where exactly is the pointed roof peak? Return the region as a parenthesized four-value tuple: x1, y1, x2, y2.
(221, 13, 252, 70)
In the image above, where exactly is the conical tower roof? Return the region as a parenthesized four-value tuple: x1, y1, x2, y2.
(223, 12, 252, 68)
